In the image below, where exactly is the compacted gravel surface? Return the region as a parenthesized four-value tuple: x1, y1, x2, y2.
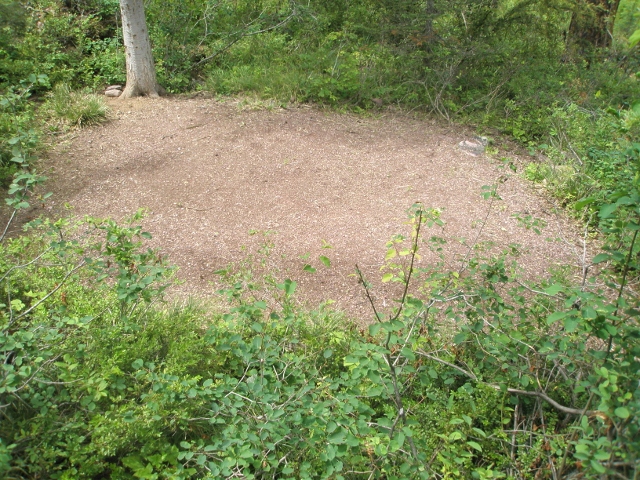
(23, 96, 583, 320)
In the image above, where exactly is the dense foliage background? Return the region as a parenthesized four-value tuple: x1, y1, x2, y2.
(1, 0, 639, 478)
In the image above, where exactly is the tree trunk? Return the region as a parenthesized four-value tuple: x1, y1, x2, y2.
(425, 0, 436, 40)
(568, 0, 620, 51)
(119, 0, 164, 99)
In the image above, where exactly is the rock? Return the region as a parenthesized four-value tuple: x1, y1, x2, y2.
(105, 88, 122, 97)
(458, 136, 488, 156)
(106, 85, 122, 91)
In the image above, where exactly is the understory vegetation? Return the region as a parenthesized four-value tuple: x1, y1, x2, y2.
(2, 200, 639, 479)
(1, 0, 640, 478)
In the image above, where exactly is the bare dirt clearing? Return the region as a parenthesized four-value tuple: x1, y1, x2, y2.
(32, 97, 579, 320)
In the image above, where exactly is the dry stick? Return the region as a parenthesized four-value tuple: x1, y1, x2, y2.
(614, 227, 638, 318)
(188, 1, 222, 52)
(552, 212, 593, 289)
(539, 406, 559, 480)
(510, 402, 519, 468)
(355, 268, 382, 322)
(0, 209, 17, 243)
(1, 172, 49, 242)
(457, 181, 501, 277)
(495, 383, 595, 416)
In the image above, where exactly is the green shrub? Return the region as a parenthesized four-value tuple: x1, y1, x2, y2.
(2, 195, 638, 478)
(0, 74, 49, 186)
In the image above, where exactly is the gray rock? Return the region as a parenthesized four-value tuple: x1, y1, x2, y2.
(458, 136, 488, 156)
(106, 85, 122, 91)
(105, 88, 122, 97)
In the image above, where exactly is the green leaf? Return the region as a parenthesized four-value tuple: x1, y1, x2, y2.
(323, 349, 333, 358)
(121, 455, 145, 471)
(251, 322, 263, 333)
(614, 406, 630, 419)
(544, 284, 563, 296)
(467, 441, 482, 452)
(592, 253, 611, 264)
(628, 221, 640, 231)
(345, 433, 360, 447)
(327, 429, 346, 444)
(547, 311, 566, 325)
(400, 347, 415, 361)
(131, 359, 144, 370)
(453, 332, 467, 344)
(381, 273, 394, 283)
(283, 279, 296, 296)
(563, 317, 580, 333)
(390, 432, 405, 451)
(319, 255, 331, 267)
(599, 203, 617, 219)
(303, 264, 316, 273)
(590, 459, 606, 473)
(472, 427, 487, 438)
(574, 197, 595, 210)
(369, 323, 382, 336)
(629, 28, 640, 47)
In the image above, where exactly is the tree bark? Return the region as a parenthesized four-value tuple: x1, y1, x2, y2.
(119, 0, 164, 99)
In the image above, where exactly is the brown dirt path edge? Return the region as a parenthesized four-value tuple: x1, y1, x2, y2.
(36, 97, 580, 322)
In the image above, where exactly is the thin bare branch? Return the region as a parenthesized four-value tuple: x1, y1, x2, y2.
(416, 349, 595, 416)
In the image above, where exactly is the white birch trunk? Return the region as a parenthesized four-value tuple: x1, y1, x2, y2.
(119, 0, 164, 98)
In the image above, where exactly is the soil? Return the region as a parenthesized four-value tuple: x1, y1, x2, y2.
(17, 96, 583, 322)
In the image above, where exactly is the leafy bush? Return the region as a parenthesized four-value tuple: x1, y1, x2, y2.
(1, 191, 639, 478)
(523, 102, 640, 216)
(0, 74, 49, 184)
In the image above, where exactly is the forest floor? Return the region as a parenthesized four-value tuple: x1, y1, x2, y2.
(23, 95, 584, 321)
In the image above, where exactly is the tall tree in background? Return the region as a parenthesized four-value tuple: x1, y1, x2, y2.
(568, 0, 621, 51)
(119, 0, 164, 98)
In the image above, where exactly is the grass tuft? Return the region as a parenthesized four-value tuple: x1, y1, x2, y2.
(44, 83, 109, 129)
